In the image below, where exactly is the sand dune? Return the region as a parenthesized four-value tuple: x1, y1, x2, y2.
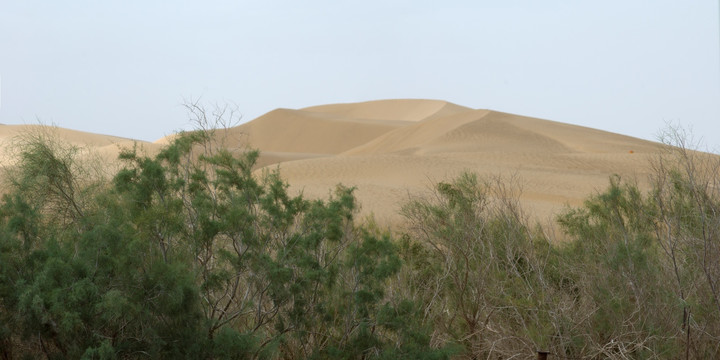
(0, 99, 682, 228)
(0, 124, 149, 166)
(242, 100, 665, 227)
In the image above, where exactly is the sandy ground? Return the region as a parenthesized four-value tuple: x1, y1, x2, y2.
(0, 99, 671, 229)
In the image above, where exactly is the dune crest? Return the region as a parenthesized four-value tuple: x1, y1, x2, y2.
(301, 99, 472, 122)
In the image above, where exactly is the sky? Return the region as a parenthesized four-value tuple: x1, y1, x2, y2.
(1, 1, 719, 151)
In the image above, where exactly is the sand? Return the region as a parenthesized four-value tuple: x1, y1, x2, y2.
(0, 99, 673, 228)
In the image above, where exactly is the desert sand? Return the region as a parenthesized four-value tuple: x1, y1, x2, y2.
(0, 100, 667, 228)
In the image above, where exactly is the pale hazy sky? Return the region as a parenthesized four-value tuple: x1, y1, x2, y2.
(1, 1, 719, 150)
